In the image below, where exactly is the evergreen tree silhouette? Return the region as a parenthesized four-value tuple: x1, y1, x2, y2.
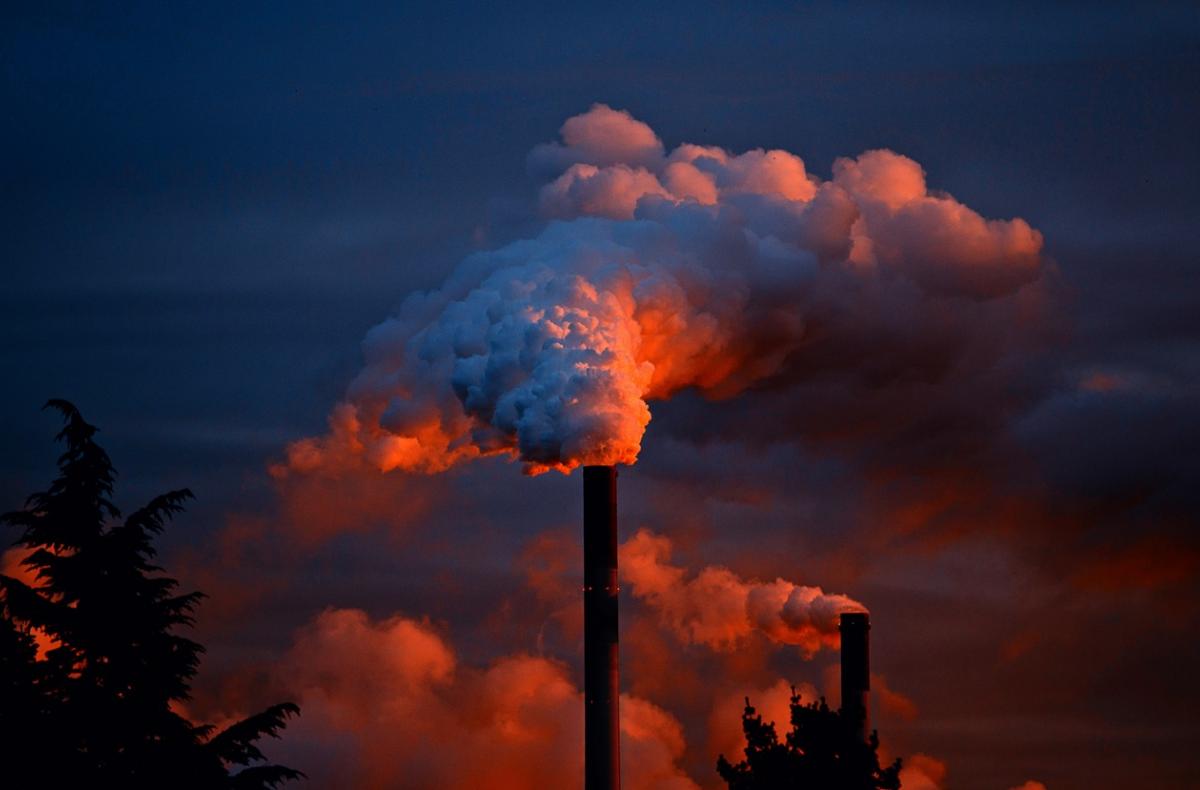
(0, 586, 48, 789)
(717, 689, 902, 790)
(0, 401, 303, 789)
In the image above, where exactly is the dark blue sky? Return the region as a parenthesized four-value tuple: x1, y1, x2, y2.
(3, 4, 1199, 788)
(5, 4, 1196, 479)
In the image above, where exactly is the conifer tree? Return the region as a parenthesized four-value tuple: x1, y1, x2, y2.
(0, 401, 303, 788)
(717, 689, 902, 790)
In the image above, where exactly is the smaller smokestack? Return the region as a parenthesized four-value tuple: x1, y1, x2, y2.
(839, 612, 870, 742)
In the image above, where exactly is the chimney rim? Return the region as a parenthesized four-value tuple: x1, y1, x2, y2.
(838, 611, 870, 630)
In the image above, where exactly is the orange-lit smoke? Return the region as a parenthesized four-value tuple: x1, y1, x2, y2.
(239, 607, 700, 790)
(620, 529, 866, 656)
(706, 678, 820, 767)
(282, 104, 1044, 477)
(898, 753, 948, 790)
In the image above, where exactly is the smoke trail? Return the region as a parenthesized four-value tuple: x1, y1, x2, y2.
(620, 529, 866, 656)
(282, 104, 1043, 476)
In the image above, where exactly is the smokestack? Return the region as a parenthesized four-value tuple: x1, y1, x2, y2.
(583, 465, 620, 790)
(839, 611, 870, 742)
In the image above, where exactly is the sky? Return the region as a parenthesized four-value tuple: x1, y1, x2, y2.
(3, 2, 1199, 788)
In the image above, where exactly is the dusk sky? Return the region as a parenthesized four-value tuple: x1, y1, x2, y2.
(3, 3, 1199, 788)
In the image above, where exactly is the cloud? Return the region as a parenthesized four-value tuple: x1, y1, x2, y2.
(247, 607, 700, 790)
(898, 753, 947, 790)
(693, 147, 817, 202)
(528, 103, 665, 175)
(833, 149, 1042, 298)
(831, 149, 927, 211)
(540, 163, 671, 220)
(1070, 537, 1200, 593)
(872, 673, 919, 720)
(284, 105, 1047, 476)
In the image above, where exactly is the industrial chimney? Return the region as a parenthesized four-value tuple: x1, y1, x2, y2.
(839, 611, 870, 742)
(583, 465, 620, 790)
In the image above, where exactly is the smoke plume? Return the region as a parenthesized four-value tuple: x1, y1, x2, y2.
(282, 104, 1045, 475)
(898, 754, 949, 790)
(620, 529, 866, 656)
(227, 607, 700, 789)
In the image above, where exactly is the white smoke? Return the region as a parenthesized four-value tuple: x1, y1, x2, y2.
(282, 104, 1044, 476)
(620, 529, 866, 655)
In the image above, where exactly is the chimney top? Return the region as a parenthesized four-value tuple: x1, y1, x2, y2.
(839, 611, 870, 630)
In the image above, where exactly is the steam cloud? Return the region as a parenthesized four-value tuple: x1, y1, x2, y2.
(620, 529, 866, 655)
(284, 104, 1044, 475)
(249, 608, 699, 789)
(898, 754, 949, 790)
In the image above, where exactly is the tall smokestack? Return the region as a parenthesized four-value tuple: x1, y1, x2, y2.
(583, 465, 620, 790)
(839, 611, 870, 742)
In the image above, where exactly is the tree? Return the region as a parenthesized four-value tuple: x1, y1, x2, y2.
(0, 400, 303, 789)
(717, 689, 902, 790)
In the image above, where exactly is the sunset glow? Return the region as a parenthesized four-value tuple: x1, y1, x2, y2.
(3, 5, 1197, 789)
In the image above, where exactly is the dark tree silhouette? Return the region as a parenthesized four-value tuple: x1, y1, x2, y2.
(717, 689, 902, 790)
(0, 401, 303, 789)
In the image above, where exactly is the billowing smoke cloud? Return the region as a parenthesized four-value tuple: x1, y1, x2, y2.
(620, 529, 865, 656)
(898, 754, 948, 790)
(235, 607, 699, 789)
(283, 104, 1044, 475)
